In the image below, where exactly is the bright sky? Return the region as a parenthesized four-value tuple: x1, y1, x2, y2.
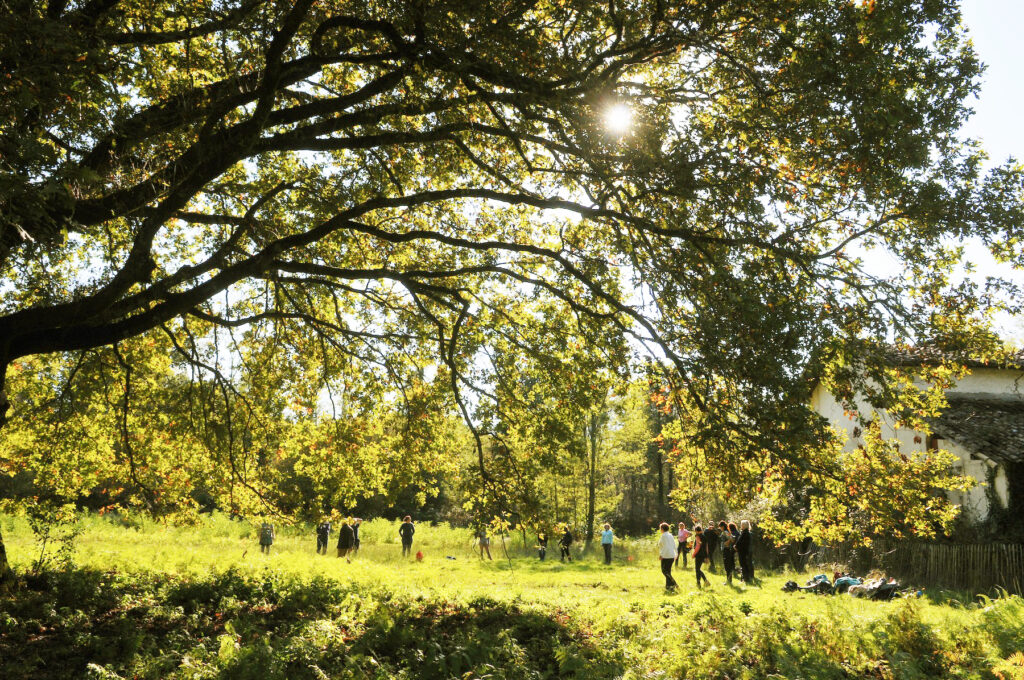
(956, 2, 1024, 342)
(959, 0, 1024, 165)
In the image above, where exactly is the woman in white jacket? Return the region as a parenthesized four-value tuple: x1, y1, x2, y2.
(658, 522, 678, 590)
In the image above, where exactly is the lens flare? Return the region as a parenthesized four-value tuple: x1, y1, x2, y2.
(604, 104, 632, 134)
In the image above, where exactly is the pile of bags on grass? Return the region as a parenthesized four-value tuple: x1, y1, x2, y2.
(781, 571, 909, 600)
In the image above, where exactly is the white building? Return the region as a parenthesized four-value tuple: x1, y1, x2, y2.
(810, 349, 1024, 523)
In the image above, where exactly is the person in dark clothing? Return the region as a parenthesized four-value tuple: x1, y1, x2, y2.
(352, 518, 362, 555)
(704, 523, 720, 572)
(259, 521, 274, 554)
(559, 526, 573, 562)
(537, 531, 548, 560)
(316, 519, 331, 555)
(736, 520, 754, 583)
(337, 519, 355, 560)
(399, 516, 415, 557)
(692, 525, 711, 588)
(720, 520, 737, 585)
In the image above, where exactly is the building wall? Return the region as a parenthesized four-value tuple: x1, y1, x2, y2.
(810, 373, 1016, 522)
(945, 367, 1024, 397)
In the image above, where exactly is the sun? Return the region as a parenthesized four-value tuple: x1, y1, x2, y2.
(604, 104, 633, 135)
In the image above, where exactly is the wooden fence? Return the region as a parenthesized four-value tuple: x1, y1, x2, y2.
(796, 540, 1024, 595)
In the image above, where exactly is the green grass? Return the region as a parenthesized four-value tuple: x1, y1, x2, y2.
(2, 513, 1023, 679)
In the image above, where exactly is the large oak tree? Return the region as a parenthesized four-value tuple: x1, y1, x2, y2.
(2, 0, 1023, 580)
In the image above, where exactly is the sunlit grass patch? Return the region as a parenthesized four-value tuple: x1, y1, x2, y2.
(2, 513, 1022, 679)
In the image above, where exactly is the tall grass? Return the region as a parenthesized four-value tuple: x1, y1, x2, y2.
(2, 512, 1023, 679)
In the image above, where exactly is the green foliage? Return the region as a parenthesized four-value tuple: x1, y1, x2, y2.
(2, 0, 1023, 561)
(2, 513, 1024, 679)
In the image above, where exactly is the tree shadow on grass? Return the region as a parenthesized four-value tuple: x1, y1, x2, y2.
(0, 567, 624, 680)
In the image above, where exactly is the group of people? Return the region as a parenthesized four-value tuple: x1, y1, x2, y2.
(316, 516, 365, 561)
(260, 515, 416, 559)
(659, 519, 755, 590)
(532, 522, 627, 567)
(260, 515, 755, 592)
(533, 524, 590, 563)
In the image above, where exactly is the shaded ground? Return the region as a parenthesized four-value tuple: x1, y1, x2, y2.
(0, 568, 622, 680)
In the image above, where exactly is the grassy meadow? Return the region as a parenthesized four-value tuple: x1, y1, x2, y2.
(2, 513, 1023, 680)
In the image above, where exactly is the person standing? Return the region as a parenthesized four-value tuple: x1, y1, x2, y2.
(559, 526, 574, 562)
(704, 522, 720, 572)
(477, 527, 493, 560)
(259, 521, 275, 554)
(351, 518, 362, 555)
(720, 520, 737, 585)
(537, 530, 548, 561)
(600, 523, 614, 565)
(337, 519, 355, 560)
(658, 522, 678, 590)
(399, 516, 415, 557)
(692, 525, 711, 588)
(316, 518, 331, 555)
(675, 522, 690, 568)
(736, 520, 754, 583)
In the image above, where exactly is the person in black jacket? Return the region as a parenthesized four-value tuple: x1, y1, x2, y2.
(537, 530, 548, 560)
(559, 526, 573, 562)
(399, 516, 415, 557)
(736, 520, 754, 583)
(720, 520, 737, 585)
(352, 518, 362, 555)
(316, 518, 331, 555)
(337, 519, 355, 561)
(704, 523, 720, 572)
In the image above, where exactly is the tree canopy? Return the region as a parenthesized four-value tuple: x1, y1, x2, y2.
(2, 0, 1024, 574)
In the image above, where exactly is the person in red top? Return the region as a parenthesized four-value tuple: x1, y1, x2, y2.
(691, 525, 711, 589)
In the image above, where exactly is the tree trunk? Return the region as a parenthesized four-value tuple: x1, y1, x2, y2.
(0, 360, 14, 590)
(0, 525, 14, 592)
(656, 449, 664, 515)
(585, 413, 597, 545)
(553, 476, 559, 523)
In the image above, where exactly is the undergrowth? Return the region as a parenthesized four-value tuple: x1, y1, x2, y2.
(1, 513, 1022, 679)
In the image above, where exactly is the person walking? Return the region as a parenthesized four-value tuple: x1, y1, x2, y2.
(559, 526, 574, 562)
(259, 520, 275, 554)
(674, 522, 690, 568)
(736, 520, 754, 583)
(537, 530, 548, 561)
(692, 525, 711, 588)
(399, 516, 415, 557)
(337, 518, 355, 560)
(351, 518, 362, 556)
(600, 523, 614, 565)
(720, 520, 737, 585)
(316, 518, 331, 555)
(658, 522, 678, 590)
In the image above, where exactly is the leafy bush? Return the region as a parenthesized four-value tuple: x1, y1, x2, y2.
(3, 513, 1023, 679)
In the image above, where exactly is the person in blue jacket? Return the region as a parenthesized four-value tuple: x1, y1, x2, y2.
(600, 523, 615, 565)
